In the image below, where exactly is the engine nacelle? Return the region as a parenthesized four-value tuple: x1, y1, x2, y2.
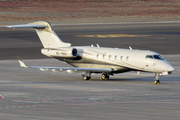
(41, 47, 78, 58)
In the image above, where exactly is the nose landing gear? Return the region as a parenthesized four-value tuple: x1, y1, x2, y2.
(153, 73, 160, 84)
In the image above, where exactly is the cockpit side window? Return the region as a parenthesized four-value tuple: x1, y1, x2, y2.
(153, 55, 164, 60)
(146, 55, 164, 60)
(146, 55, 153, 59)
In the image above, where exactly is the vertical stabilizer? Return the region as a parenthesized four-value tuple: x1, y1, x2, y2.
(7, 21, 71, 48)
(29, 21, 71, 48)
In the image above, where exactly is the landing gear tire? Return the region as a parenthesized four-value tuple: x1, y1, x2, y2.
(153, 80, 160, 84)
(82, 72, 92, 81)
(82, 75, 91, 81)
(100, 74, 109, 80)
(153, 73, 160, 84)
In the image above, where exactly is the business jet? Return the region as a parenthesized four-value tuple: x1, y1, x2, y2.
(7, 21, 174, 84)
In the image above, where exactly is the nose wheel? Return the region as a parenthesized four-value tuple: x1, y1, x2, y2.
(153, 73, 160, 84)
(153, 80, 160, 84)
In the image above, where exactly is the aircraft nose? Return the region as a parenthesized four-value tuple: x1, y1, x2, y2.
(167, 64, 174, 71)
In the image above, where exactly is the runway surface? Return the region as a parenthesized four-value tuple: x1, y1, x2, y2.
(0, 22, 180, 120)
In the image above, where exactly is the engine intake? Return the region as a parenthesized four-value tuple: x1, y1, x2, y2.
(72, 48, 78, 57)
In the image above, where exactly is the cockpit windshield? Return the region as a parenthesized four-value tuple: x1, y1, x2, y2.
(146, 55, 164, 60)
(153, 55, 164, 60)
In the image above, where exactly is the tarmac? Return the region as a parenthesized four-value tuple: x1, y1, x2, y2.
(0, 21, 180, 120)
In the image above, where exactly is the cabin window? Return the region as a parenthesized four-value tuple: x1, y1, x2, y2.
(126, 56, 129, 61)
(120, 56, 123, 60)
(115, 55, 117, 60)
(97, 54, 99, 59)
(103, 55, 105, 59)
(109, 55, 112, 59)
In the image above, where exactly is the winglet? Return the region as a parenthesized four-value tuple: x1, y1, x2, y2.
(17, 56, 27, 68)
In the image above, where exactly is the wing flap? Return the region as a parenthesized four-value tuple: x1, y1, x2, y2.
(31, 66, 112, 72)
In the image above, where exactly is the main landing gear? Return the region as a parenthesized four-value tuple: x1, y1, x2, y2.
(82, 72, 92, 81)
(82, 72, 110, 81)
(100, 73, 109, 80)
(153, 73, 160, 84)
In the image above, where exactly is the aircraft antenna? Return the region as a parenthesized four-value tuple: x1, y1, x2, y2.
(129, 46, 132, 50)
(96, 44, 100, 48)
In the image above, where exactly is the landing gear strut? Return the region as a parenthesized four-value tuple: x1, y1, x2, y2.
(100, 73, 109, 80)
(153, 73, 160, 84)
(82, 72, 92, 81)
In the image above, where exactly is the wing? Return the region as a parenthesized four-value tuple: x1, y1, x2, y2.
(7, 24, 47, 28)
(17, 57, 112, 73)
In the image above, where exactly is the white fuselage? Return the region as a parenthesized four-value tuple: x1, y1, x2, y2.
(42, 46, 174, 74)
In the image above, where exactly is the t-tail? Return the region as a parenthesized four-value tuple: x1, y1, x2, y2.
(7, 20, 71, 48)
